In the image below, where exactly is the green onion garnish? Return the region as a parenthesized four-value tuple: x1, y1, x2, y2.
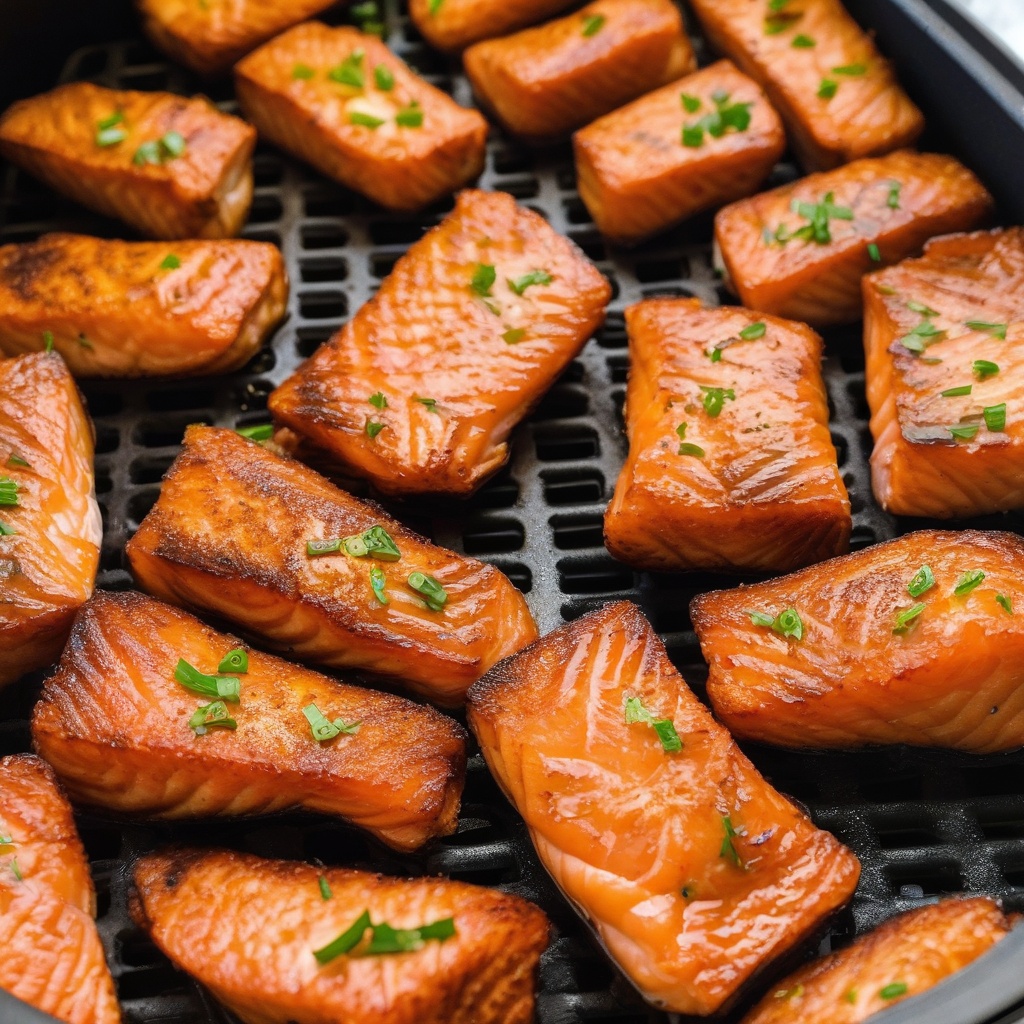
(748, 607, 803, 640)
(396, 101, 423, 127)
(623, 695, 682, 753)
(160, 254, 181, 269)
(95, 114, 127, 147)
(682, 126, 704, 147)
(997, 593, 1013, 615)
(313, 909, 372, 963)
(471, 263, 496, 297)
(502, 327, 525, 344)
(681, 93, 701, 113)
(408, 571, 447, 611)
(507, 270, 553, 295)
(720, 815, 744, 868)
(678, 443, 705, 457)
(307, 538, 343, 556)
(700, 386, 735, 417)
(0, 520, 15, 536)
(0, 478, 20, 507)
(867, 243, 881, 262)
(775, 985, 805, 1000)
(973, 360, 999, 380)
(218, 648, 248, 674)
(188, 701, 237, 735)
(792, 33, 815, 46)
(343, 525, 401, 561)
(330, 50, 365, 88)
(374, 64, 395, 90)
(940, 385, 972, 397)
(818, 78, 838, 99)
(174, 659, 241, 702)
(680, 92, 753, 149)
(772, 191, 853, 246)
(581, 13, 605, 35)
(887, 181, 902, 208)
(313, 910, 455, 963)
(833, 62, 867, 75)
(370, 566, 389, 604)
(843, 989, 858, 1004)
(893, 602, 926, 634)
(900, 320, 945, 353)
(303, 703, 361, 742)
(965, 320, 1007, 339)
(349, 111, 386, 128)
(236, 423, 274, 442)
(429, 0, 443, 13)
(292, 63, 315, 79)
(43, 331, 54, 353)
(984, 403, 1006, 432)
(907, 565, 934, 597)
(949, 423, 978, 441)
(6, 453, 29, 469)
(415, 397, 438, 413)
(954, 569, 985, 597)
(10, 857, 22, 881)
(369, 391, 387, 410)
(739, 321, 766, 340)
(134, 131, 186, 165)
(366, 420, 385, 439)
(319, 876, 333, 900)
(879, 983, 908, 1000)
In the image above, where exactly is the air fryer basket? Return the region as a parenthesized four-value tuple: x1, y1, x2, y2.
(3, 0, 1024, 1021)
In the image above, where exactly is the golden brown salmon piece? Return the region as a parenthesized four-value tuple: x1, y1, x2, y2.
(574, 60, 785, 244)
(32, 591, 466, 850)
(605, 299, 849, 573)
(464, 0, 694, 143)
(715, 150, 994, 327)
(0, 82, 255, 239)
(137, 0, 340, 76)
(467, 601, 860, 1016)
(269, 190, 610, 496)
(688, 0, 924, 172)
(409, 0, 575, 53)
(126, 426, 537, 706)
(741, 898, 1017, 1024)
(131, 847, 549, 1024)
(235, 23, 487, 212)
(694, 529, 1024, 754)
(864, 228, 1024, 518)
(0, 755, 121, 1024)
(0, 353, 100, 689)
(0, 233, 287, 378)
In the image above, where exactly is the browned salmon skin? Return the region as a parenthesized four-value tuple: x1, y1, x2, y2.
(32, 590, 466, 850)
(574, 60, 785, 244)
(409, 0, 575, 52)
(131, 847, 550, 1024)
(688, 0, 924, 171)
(864, 228, 1024, 517)
(125, 426, 537, 706)
(0, 82, 255, 239)
(269, 190, 610, 496)
(715, 150, 994, 326)
(137, 0, 340, 76)
(467, 601, 860, 1016)
(464, 0, 694, 142)
(235, 23, 487, 212)
(0, 352, 100, 688)
(605, 299, 850, 572)
(0, 233, 287, 378)
(741, 897, 1017, 1024)
(694, 529, 1024, 754)
(0, 754, 121, 1024)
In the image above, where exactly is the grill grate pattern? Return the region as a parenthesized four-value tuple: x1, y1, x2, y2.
(3, 3, 1024, 1022)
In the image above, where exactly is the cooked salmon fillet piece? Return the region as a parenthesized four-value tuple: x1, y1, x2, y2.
(0, 352, 101, 689)
(125, 426, 537, 706)
(574, 60, 785, 244)
(741, 897, 1018, 1024)
(688, 0, 924, 171)
(409, 0, 575, 53)
(0, 233, 287, 378)
(235, 23, 487, 212)
(605, 299, 850, 572)
(0, 82, 255, 239)
(693, 529, 1024, 754)
(0, 754, 121, 1024)
(137, 0, 340, 76)
(464, 0, 694, 143)
(467, 601, 860, 1016)
(32, 590, 466, 850)
(864, 228, 1024, 518)
(269, 190, 610, 496)
(715, 150, 993, 326)
(131, 847, 550, 1024)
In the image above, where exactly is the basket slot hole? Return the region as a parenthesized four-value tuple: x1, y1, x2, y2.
(143, 386, 219, 412)
(253, 154, 284, 186)
(963, 766, 1024, 797)
(977, 814, 1024, 841)
(534, 425, 600, 462)
(875, 826, 942, 849)
(462, 518, 524, 555)
(606, 355, 628, 384)
(557, 556, 634, 595)
(533, 386, 589, 421)
(133, 416, 208, 448)
(248, 194, 283, 223)
(130, 456, 175, 485)
(886, 862, 964, 897)
(550, 514, 604, 551)
(634, 257, 685, 284)
(304, 188, 357, 217)
(301, 224, 350, 250)
(542, 468, 605, 505)
(299, 290, 348, 320)
(493, 148, 534, 175)
(299, 256, 348, 283)
(94, 425, 121, 454)
(467, 475, 519, 510)
(296, 326, 336, 357)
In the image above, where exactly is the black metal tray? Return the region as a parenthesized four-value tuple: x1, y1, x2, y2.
(3, 0, 1024, 1021)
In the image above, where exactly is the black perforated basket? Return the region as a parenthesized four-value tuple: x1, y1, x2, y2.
(4, 0, 1024, 1021)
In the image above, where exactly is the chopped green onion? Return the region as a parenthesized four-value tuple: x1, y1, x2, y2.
(678, 443, 705, 457)
(370, 566, 389, 604)
(0, 478, 20, 507)
(307, 538, 343, 556)
(0, 520, 15, 536)
(319, 876, 333, 900)
(954, 569, 985, 597)
(700, 386, 735, 418)
(833, 62, 867, 75)
(502, 327, 526, 344)
(429, 0, 443, 13)
(303, 702, 361, 742)
(792, 33, 815, 46)
(292, 63, 316, 79)
(907, 565, 934, 597)
(940, 385, 972, 397)
(349, 111, 386, 128)
(774, 985, 805, 1000)
(313, 909, 372, 963)
(900, 320, 945, 353)
(681, 93, 701, 113)
(134, 140, 161, 165)
(10, 857, 22, 881)
(893, 602, 926, 634)
(368, 391, 387, 410)
(351, 0, 385, 34)
(343, 525, 400, 561)
(43, 330, 54, 353)
(748, 611, 775, 628)
(160, 253, 181, 269)
(879, 983, 908, 1000)
(949, 423, 979, 441)
(739, 321, 766, 340)
(471, 263, 496, 297)
(415, 396, 439, 413)
(313, 911, 454, 963)
(507, 270, 553, 295)
(773, 191, 853, 246)
(408, 571, 447, 611)
(748, 608, 803, 640)
(366, 419, 385, 439)
(707, 347, 723, 362)
(997, 593, 1013, 615)
(681, 92, 753, 148)
(887, 181, 902, 208)
(867, 243, 881, 262)
(965, 320, 1007, 339)
(764, 2, 802, 34)
(720, 815, 744, 868)
(236, 423, 274, 442)
(188, 701, 237, 735)
(96, 125, 127, 147)
(973, 360, 1000, 380)
(396, 101, 423, 127)
(581, 13, 605, 35)
(77, 333, 94, 351)
(374, 64, 395, 90)
(818, 78, 838, 99)
(174, 659, 240, 702)
(623, 695, 683, 753)
(984, 403, 1006, 432)
(161, 130, 186, 157)
(682, 125, 704, 147)
(97, 111, 124, 130)
(218, 648, 248, 674)
(843, 989, 858, 1004)
(329, 50, 365, 88)
(6, 453, 29, 469)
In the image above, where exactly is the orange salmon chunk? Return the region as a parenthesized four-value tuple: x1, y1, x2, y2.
(865, 228, 1024, 517)
(688, 0, 924, 171)
(467, 600, 861, 1016)
(464, 0, 694, 142)
(605, 298, 850, 572)
(125, 426, 537, 706)
(235, 23, 487, 212)
(409, 0, 575, 53)
(269, 189, 611, 496)
(693, 529, 1024, 754)
(714, 150, 993, 326)
(0, 234, 287, 378)
(574, 60, 785, 244)
(0, 83, 255, 239)
(131, 848, 550, 1024)
(741, 897, 1017, 1024)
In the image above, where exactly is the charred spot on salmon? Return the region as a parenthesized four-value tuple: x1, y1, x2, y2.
(997, 594, 1014, 615)
(188, 700, 238, 735)
(908, 565, 935, 597)
(342, 525, 401, 561)
(408, 571, 448, 611)
(368, 391, 387, 410)
(370, 566, 389, 604)
(880, 982, 909, 1000)
(772, 191, 853, 245)
(508, 270, 553, 295)
(954, 569, 985, 597)
(236, 423, 274, 442)
(133, 130, 187, 166)
(940, 385, 972, 398)
(374, 64, 394, 91)
(623, 696, 682, 753)
(319, 876, 333, 900)
(329, 50, 365, 89)
(159, 253, 181, 269)
(700, 386, 735, 418)
(396, 102, 424, 128)
(471, 263, 496, 297)
(719, 815, 744, 868)
(303, 703, 361, 743)
(974, 360, 1000, 380)
(307, 538, 343, 556)
(0, 477, 20, 507)
(581, 13, 605, 35)
(748, 607, 804, 640)
(218, 648, 248, 674)
(292, 63, 315, 80)
(365, 419, 385, 438)
(893, 602, 926, 634)
(174, 658, 241, 702)
(681, 93, 752, 148)
(313, 910, 455, 963)
(965, 319, 1008, 339)
(95, 111, 126, 147)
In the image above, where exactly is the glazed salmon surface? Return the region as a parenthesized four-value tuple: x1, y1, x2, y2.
(0, 234, 287, 377)
(0, 754, 121, 1024)
(741, 897, 1017, 1024)
(574, 60, 785, 244)
(694, 530, 1024, 754)
(467, 601, 860, 1016)
(269, 190, 610, 496)
(0, 82, 255, 239)
(409, 0, 575, 52)
(688, 0, 924, 171)
(131, 848, 551, 1024)
(715, 150, 994, 326)
(125, 426, 537, 705)
(864, 228, 1024, 517)
(0, 352, 101, 688)
(464, 0, 695, 142)
(32, 591, 466, 850)
(605, 299, 850, 573)
(235, 23, 487, 212)
(137, 0, 340, 76)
